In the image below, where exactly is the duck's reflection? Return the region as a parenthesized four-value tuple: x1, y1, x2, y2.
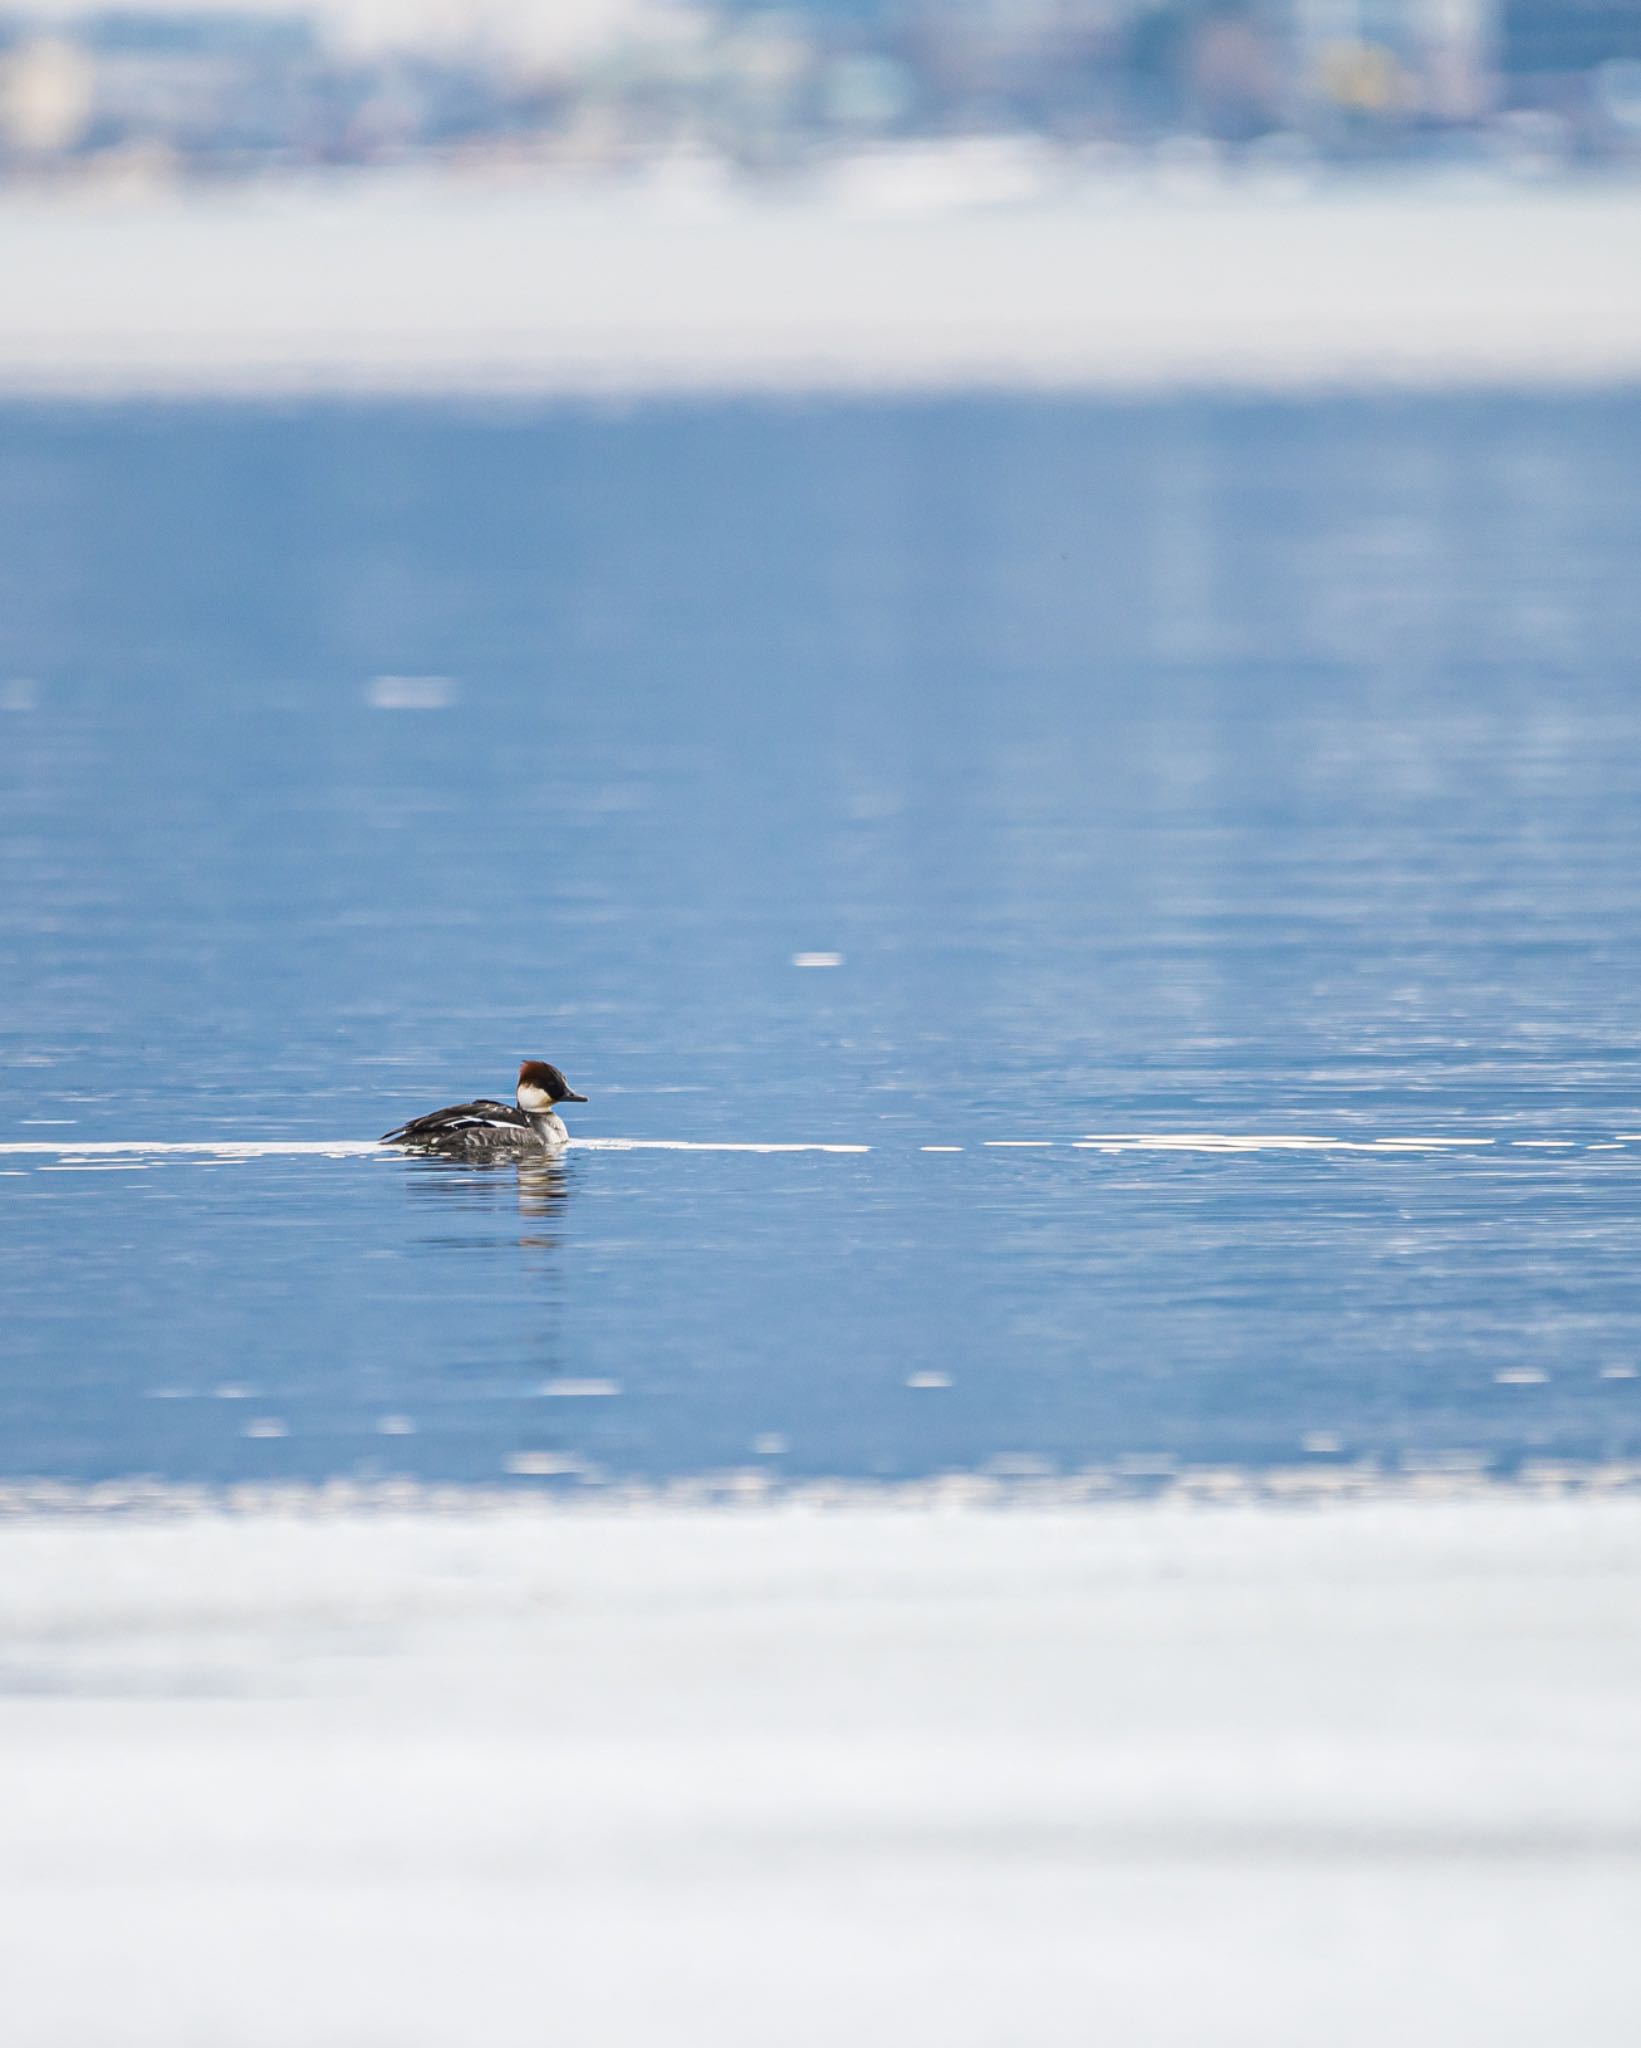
(390, 1147, 582, 1455)
(401, 1151, 573, 1242)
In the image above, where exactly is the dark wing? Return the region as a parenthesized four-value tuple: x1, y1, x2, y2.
(379, 1098, 526, 1145)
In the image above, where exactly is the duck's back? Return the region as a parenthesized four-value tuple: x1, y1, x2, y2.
(380, 1098, 538, 1152)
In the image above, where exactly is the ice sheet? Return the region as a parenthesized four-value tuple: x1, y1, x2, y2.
(0, 1493, 1637, 2045)
(3, 179, 1640, 394)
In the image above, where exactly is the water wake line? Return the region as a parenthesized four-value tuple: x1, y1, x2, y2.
(0, 1133, 1627, 1162)
(1074, 1133, 1499, 1154)
(0, 1138, 870, 1158)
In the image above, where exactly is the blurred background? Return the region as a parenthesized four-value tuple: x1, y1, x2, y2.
(0, 0, 1639, 184)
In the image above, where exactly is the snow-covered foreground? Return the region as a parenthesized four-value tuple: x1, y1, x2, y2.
(0, 1494, 1637, 2045)
(3, 176, 1640, 394)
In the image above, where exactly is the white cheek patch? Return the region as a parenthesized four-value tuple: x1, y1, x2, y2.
(517, 1083, 554, 1113)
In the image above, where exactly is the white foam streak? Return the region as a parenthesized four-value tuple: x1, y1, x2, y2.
(0, 1141, 383, 1157)
(1077, 1134, 1496, 1154)
(0, 1133, 1617, 1163)
(0, 1138, 870, 1158)
(573, 1139, 871, 1154)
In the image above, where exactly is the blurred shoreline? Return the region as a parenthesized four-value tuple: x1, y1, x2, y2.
(3, 171, 1640, 396)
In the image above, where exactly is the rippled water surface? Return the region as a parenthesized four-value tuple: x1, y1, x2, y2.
(4, 394, 1641, 1485)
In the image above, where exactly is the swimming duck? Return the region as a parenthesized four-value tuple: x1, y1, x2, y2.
(380, 1060, 587, 1155)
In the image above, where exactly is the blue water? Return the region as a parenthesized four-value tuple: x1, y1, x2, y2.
(4, 393, 1641, 1487)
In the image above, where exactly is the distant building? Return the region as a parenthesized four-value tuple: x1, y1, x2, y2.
(1286, 0, 1494, 122)
(0, 37, 97, 154)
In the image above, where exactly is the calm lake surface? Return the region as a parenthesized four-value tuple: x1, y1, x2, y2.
(3, 393, 1641, 1487)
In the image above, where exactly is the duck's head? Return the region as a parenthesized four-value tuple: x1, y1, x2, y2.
(516, 1059, 588, 1113)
